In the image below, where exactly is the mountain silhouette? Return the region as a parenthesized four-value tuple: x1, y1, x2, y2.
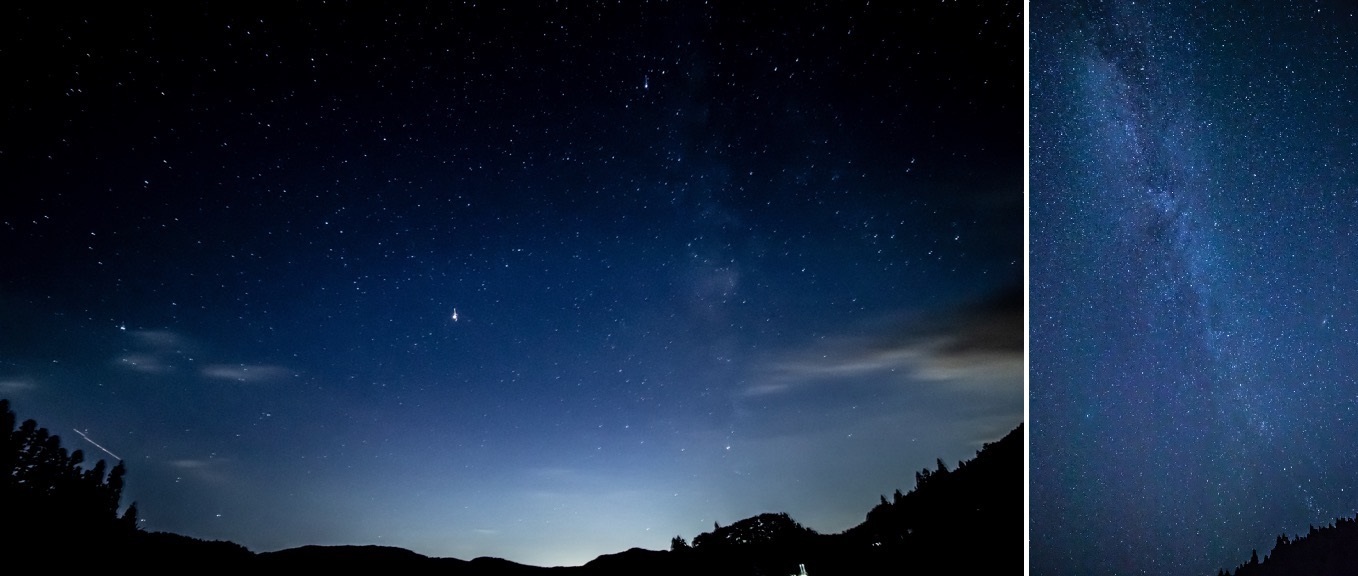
(2, 398, 1020, 574)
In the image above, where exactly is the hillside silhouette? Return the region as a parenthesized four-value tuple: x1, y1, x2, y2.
(2, 398, 1019, 574)
(1215, 515, 1358, 576)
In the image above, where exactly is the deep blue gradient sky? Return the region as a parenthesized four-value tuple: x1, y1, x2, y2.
(1032, 2, 1358, 575)
(1, 2, 1021, 567)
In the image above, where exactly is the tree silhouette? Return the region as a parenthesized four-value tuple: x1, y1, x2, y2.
(1, 399, 139, 557)
(670, 535, 690, 552)
(2, 398, 1023, 574)
(1219, 514, 1358, 576)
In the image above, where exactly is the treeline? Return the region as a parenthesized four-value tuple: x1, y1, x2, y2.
(2, 398, 138, 554)
(661, 424, 1023, 575)
(1216, 515, 1358, 576)
(2, 399, 255, 567)
(842, 423, 1022, 572)
(1, 397, 1021, 574)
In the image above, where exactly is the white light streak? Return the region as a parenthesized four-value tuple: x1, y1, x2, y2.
(73, 428, 121, 461)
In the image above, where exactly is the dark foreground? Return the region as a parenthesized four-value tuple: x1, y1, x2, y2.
(3, 398, 1019, 575)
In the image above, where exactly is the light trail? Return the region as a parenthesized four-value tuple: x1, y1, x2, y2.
(72, 428, 122, 461)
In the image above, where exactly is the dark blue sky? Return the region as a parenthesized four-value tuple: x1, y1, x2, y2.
(1032, 1, 1358, 575)
(1, 1, 1021, 566)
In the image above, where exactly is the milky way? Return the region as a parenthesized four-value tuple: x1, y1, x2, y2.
(1032, 1, 1358, 575)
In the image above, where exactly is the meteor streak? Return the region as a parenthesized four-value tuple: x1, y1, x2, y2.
(73, 428, 121, 461)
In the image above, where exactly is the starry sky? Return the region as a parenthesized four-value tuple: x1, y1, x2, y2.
(0, 2, 1021, 567)
(1031, 1, 1358, 575)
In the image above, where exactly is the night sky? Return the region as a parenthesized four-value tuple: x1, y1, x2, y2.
(0, 2, 1021, 567)
(1032, 1, 1358, 575)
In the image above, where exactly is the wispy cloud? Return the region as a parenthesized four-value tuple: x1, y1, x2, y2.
(113, 329, 294, 385)
(167, 457, 231, 484)
(0, 379, 36, 393)
(201, 364, 293, 383)
(115, 353, 174, 374)
(749, 284, 1023, 395)
(114, 329, 194, 374)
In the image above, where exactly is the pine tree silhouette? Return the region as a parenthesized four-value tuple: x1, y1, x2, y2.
(1, 399, 139, 559)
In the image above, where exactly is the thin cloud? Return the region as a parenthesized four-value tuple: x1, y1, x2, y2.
(115, 329, 194, 374)
(0, 379, 36, 393)
(913, 349, 1024, 383)
(912, 284, 1023, 383)
(932, 284, 1023, 357)
(749, 284, 1023, 394)
(115, 353, 174, 374)
(167, 457, 231, 484)
(201, 364, 293, 383)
